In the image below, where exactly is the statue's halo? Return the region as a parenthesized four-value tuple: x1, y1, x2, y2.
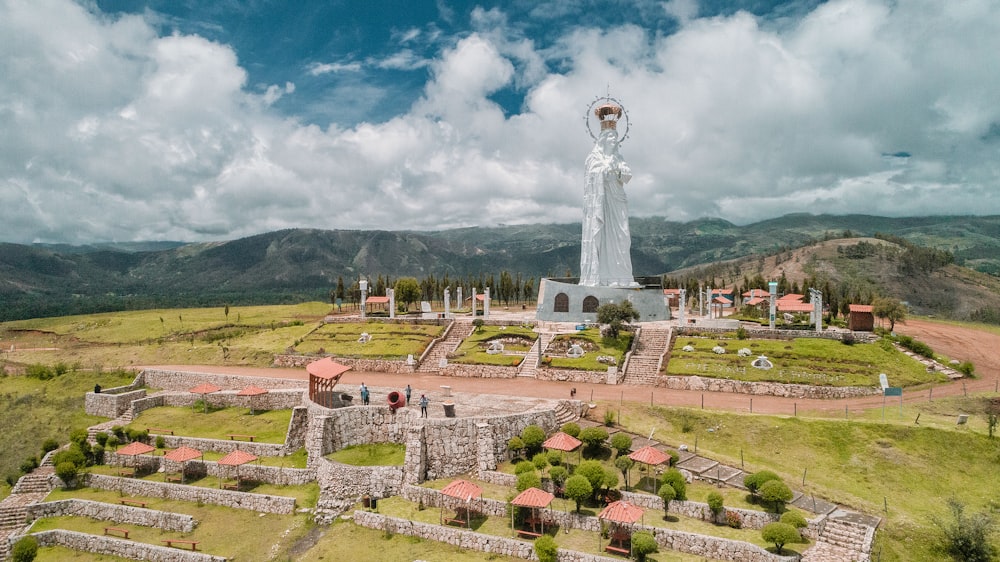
(584, 95, 631, 145)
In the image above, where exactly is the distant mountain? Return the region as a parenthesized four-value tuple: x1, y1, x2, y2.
(2, 214, 999, 322)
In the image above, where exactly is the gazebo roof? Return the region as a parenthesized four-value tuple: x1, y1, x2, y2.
(218, 450, 259, 466)
(542, 431, 582, 452)
(237, 385, 269, 397)
(365, 296, 390, 304)
(511, 487, 554, 508)
(116, 442, 155, 456)
(188, 383, 222, 394)
(306, 357, 352, 381)
(163, 446, 202, 462)
(628, 445, 669, 466)
(441, 479, 482, 502)
(598, 500, 644, 524)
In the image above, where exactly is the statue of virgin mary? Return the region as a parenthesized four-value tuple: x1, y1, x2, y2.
(579, 102, 638, 287)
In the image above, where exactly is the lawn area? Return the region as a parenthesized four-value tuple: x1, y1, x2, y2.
(666, 336, 943, 387)
(37, 485, 316, 560)
(295, 321, 445, 358)
(543, 328, 632, 371)
(450, 324, 536, 366)
(123, 406, 293, 443)
(326, 443, 406, 466)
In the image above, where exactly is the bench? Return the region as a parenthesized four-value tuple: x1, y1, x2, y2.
(605, 545, 630, 556)
(146, 427, 174, 435)
(444, 517, 467, 526)
(117, 468, 135, 477)
(165, 475, 182, 483)
(227, 434, 255, 442)
(223, 483, 240, 491)
(119, 498, 147, 508)
(104, 527, 129, 539)
(516, 529, 542, 539)
(162, 539, 199, 551)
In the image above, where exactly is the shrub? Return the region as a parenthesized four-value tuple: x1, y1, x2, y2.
(69, 428, 89, 446)
(934, 498, 998, 562)
(576, 460, 606, 495)
(761, 522, 800, 554)
(631, 531, 658, 562)
(614, 456, 634, 489)
(55, 461, 78, 488)
(521, 425, 546, 456)
(781, 511, 808, 529)
(726, 511, 743, 528)
(744, 470, 782, 497)
(534, 535, 558, 562)
(155, 435, 166, 449)
(759, 480, 793, 512)
(707, 491, 725, 518)
(660, 468, 687, 501)
(603, 410, 616, 427)
(548, 465, 568, 486)
(579, 426, 609, 455)
(657, 483, 676, 516)
(41, 438, 60, 454)
(517, 470, 542, 492)
(610, 432, 632, 457)
(668, 449, 680, 466)
(736, 326, 748, 340)
(507, 436, 525, 459)
(514, 461, 536, 475)
(106, 435, 120, 449)
(126, 428, 149, 443)
(91, 444, 104, 465)
(11, 536, 38, 562)
(93, 432, 109, 447)
(560, 422, 581, 438)
(564, 475, 592, 512)
(957, 361, 975, 376)
(546, 450, 563, 466)
(19, 456, 39, 474)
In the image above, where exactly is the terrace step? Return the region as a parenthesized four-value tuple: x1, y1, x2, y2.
(553, 401, 581, 425)
(621, 327, 671, 385)
(417, 321, 474, 373)
(517, 334, 552, 378)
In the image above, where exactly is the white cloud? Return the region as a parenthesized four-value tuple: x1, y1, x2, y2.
(2, 0, 1000, 244)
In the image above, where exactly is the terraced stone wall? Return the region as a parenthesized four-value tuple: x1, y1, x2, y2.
(27, 499, 195, 532)
(23, 530, 227, 562)
(86, 474, 297, 514)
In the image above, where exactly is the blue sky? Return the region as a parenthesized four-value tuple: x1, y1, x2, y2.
(3, 0, 1000, 243)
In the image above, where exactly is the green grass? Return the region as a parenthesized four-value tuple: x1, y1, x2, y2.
(296, 321, 445, 358)
(326, 443, 406, 466)
(543, 329, 632, 371)
(451, 325, 536, 366)
(667, 336, 943, 387)
(124, 406, 293, 443)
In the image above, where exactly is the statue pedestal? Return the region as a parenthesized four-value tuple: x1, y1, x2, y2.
(535, 278, 670, 323)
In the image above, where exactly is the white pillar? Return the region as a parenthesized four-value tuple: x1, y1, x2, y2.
(768, 281, 778, 330)
(471, 288, 477, 317)
(483, 288, 490, 319)
(388, 288, 396, 319)
(360, 279, 368, 320)
(457, 287, 463, 311)
(678, 288, 686, 325)
(444, 288, 451, 318)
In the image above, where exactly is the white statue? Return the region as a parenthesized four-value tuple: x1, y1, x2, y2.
(579, 102, 637, 287)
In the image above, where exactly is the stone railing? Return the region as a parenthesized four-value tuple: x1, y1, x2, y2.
(26, 499, 195, 532)
(656, 376, 879, 399)
(85, 474, 297, 514)
(22, 529, 227, 562)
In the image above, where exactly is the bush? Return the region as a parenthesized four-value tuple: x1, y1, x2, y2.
(19, 456, 39, 474)
(631, 530, 658, 561)
(41, 438, 60, 454)
(155, 435, 166, 449)
(610, 432, 632, 457)
(54, 461, 78, 488)
(576, 460, 606, 495)
(759, 480, 793, 512)
(761, 522, 800, 554)
(517, 470, 542, 492)
(507, 436, 525, 459)
(521, 425, 546, 456)
(534, 535, 558, 562)
(707, 491, 725, 518)
(548, 465, 568, 486)
(579, 426, 609, 455)
(660, 468, 687, 501)
(514, 461, 536, 475)
(957, 361, 975, 376)
(781, 511, 808, 529)
(726, 511, 743, 528)
(560, 422, 581, 438)
(69, 428, 89, 446)
(657, 483, 676, 516)
(934, 498, 997, 562)
(11, 536, 38, 562)
(546, 450, 562, 466)
(564, 475, 592, 513)
(91, 444, 105, 465)
(744, 470, 781, 496)
(668, 449, 680, 466)
(603, 410, 616, 427)
(94, 432, 109, 447)
(614, 456, 634, 489)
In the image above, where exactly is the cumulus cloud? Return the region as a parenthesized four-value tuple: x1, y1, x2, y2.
(2, 0, 1000, 244)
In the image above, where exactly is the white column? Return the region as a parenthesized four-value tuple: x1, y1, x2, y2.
(388, 288, 396, 319)
(483, 288, 490, 319)
(444, 288, 451, 318)
(471, 288, 477, 317)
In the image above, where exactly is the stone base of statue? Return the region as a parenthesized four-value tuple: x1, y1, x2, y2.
(535, 277, 670, 323)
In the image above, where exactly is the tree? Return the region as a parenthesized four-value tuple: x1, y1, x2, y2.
(615, 456, 634, 490)
(744, 470, 781, 498)
(933, 498, 997, 562)
(631, 531, 658, 562)
(564, 474, 592, 513)
(761, 522, 800, 554)
(759, 479, 793, 512)
(507, 436, 525, 460)
(534, 535, 558, 562)
(561, 422, 581, 437)
(872, 297, 907, 331)
(520, 425, 546, 456)
(780, 511, 808, 529)
(596, 301, 640, 338)
(660, 468, 687, 501)
(579, 426, 609, 455)
(517, 470, 542, 492)
(707, 491, 725, 520)
(575, 460, 606, 497)
(549, 465, 568, 494)
(54, 461, 78, 489)
(393, 277, 421, 311)
(657, 482, 676, 517)
(10, 536, 38, 562)
(610, 432, 632, 457)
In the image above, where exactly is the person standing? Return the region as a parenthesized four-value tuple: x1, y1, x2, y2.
(404, 384, 412, 405)
(419, 394, 429, 418)
(360, 382, 370, 406)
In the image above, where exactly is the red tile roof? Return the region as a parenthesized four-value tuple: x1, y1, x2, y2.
(441, 479, 483, 501)
(598, 500, 644, 523)
(543, 432, 582, 452)
(306, 357, 352, 380)
(237, 385, 268, 396)
(746, 297, 768, 306)
(116, 442, 155, 456)
(218, 450, 258, 466)
(511, 487, 554, 508)
(188, 383, 222, 395)
(164, 446, 203, 462)
(365, 296, 389, 304)
(628, 445, 669, 466)
(777, 302, 813, 312)
(778, 293, 805, 302)
(849, 304, 874, 313)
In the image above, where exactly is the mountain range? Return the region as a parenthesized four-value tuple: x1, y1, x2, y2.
(2, 214, 1000, 322)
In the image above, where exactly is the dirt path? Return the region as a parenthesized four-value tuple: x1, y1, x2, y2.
(142, 319, 1000, 417)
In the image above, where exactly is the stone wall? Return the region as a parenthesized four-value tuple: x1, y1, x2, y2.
(479, 470, 518, 488)
(273, 354, 416, 373)
(86, 389, 148, 418)
(103, 454, 315, 486)
(674, 326, 876, 343)
(315, 458, 405, 513)
(140, 369, 308, 391)
(439, 363, 520, 378)
(23, 529, 227, 562)
(656, 375, 879, 399)
(534, 367, 608, 384)
(27, 499, 195, 532)
(86, 474, 297, 514)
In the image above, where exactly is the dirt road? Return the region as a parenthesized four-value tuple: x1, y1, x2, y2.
(144, 318, 1000, 417)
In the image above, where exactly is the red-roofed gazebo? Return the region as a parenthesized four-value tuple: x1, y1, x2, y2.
(543, 431, 583, 464)
(628, 445, 669, 492)
(511, 487, 554, 537)
(115, 441, 154, 477)
(218, 449, 259, 490)
(188, 383, 222, 413)
(163, 446, 203, 484)
(307, 357, 351, 408)
(237, 385, 269, 415)
(440, 478, 482, 528)
(598, 500, 644, 555)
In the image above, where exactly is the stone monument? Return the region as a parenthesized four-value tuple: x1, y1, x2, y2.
(535, 95, 669, 323)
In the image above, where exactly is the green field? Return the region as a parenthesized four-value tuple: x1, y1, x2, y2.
(296, 321, 445, 358)
(451, 324, 536, 366)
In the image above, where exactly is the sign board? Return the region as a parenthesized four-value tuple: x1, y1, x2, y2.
(884, 387, 903, 397)
(879, 373, 889, 389)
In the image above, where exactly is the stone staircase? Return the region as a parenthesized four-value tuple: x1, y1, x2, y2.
(0, 466, 56, 561)
(553, 400, 582, 425)
(417, 321, 474, 373)
(802, 514, 876, 562)
(517, 333, 553, 378)
(621, 327, 671, 385)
